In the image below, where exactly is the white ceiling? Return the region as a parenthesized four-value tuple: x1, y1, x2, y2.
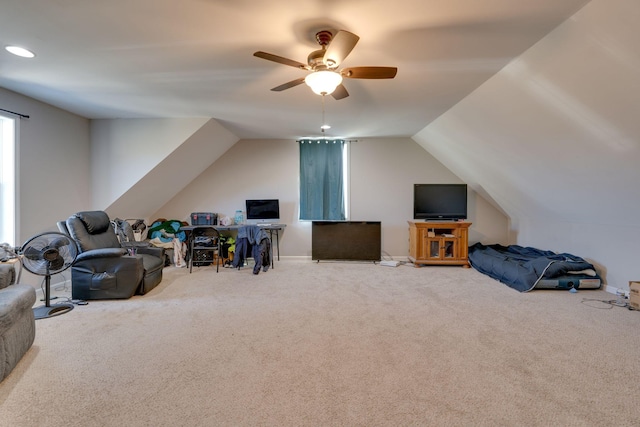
(0, 0, 591, 139)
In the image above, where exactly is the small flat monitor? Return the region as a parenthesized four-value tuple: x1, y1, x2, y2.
(245, 199, 280, 224)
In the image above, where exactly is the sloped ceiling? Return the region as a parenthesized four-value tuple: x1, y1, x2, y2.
(1, 0, 591, 139)
(414, 0, 639, 225)
(413, 0, 640, 287)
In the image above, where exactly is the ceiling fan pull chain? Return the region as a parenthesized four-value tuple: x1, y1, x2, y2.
(321, 94, 331, 134)
(322, 94, 326, 129)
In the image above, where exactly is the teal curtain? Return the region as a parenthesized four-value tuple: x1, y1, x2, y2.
(299, 139, 345, 220)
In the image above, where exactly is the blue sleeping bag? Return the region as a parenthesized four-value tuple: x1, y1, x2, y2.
(468, 243, 598, 292)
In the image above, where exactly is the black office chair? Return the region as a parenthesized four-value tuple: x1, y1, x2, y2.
(189, 227, 221, 273)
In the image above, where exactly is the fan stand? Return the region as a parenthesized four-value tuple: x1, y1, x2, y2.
(33, 271, 74, 320)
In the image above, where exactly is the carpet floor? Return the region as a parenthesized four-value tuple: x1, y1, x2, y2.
(1, 259, 639, 426)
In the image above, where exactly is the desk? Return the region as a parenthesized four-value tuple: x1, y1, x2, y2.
(180, 224, 286, 268)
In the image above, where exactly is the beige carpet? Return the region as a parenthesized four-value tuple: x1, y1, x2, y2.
(1, 259, 639, 426)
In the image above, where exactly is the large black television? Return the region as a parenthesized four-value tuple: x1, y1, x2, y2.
(413, 184, 467, 221)
(245, 199, 280, 223)
(312, 221, 381, 262)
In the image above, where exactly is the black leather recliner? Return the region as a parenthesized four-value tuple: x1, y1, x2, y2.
(58, 211, 165, 300)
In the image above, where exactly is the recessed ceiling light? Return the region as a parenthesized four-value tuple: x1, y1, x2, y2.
(5, 46, 35, 58)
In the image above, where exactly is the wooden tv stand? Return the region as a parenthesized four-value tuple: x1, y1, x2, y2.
(408, 221, 472, 267)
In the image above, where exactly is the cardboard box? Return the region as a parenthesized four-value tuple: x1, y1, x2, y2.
(629, 281, 640, 310)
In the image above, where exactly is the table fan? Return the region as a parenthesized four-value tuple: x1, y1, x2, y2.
(20, 231, 78, 319)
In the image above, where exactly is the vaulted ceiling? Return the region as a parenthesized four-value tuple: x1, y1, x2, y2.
(1, 0, 591, 139)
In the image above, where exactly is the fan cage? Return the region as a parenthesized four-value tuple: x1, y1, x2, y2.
(20, 231, 78, 276)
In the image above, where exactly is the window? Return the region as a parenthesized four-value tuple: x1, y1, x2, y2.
(299, 139, 348, 221)
(0, 114, 16, 246)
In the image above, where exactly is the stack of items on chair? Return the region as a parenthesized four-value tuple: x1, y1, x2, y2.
(145, 219, 189, 267)
(188, 226, 222, 273)
(232, 225, 271, 274)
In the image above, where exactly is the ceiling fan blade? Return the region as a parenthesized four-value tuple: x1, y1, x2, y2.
(323, 30, 360, 68)
(271, 77, 306, 92)
(253, 51, 308, 70)
(331, 84, 349, 100)
(342, 66, 398, 79)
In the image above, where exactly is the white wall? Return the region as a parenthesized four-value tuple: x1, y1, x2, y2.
(91, 118, 238, 220)
(1, 89, 506, 288)
(349, 138, 507, 256)
(413, 0, 640, 289)
(90, 117, 222, 213)
(0, 88, 91, 243)
(152, 137, 508, 258)
(1, 88, 91, 286)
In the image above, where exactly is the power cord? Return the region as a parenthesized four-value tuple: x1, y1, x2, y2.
(580, 297, 635, 310)
(39, 276, 58, 301)
(38, 274, 87, 305)
(53, 271, 70, 293)
(50, 295, 88, 306)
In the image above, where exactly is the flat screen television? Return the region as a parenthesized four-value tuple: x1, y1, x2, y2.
(245, 199, 280, 223)
(413, 184, 467, 221)
(312, 221, 381, 262)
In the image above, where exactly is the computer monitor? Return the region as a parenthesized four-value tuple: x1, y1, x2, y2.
(245, 199, 280, 224)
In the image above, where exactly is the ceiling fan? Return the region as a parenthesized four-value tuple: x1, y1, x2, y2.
(254, 30, 397, 100)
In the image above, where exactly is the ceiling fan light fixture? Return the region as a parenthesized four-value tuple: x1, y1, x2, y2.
(255, 29, 396, 100)
(305, 71, 343, 95)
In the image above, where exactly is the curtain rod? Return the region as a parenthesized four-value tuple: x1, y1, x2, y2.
(297, 138, 359, 142)
(0, 108, 30, 119)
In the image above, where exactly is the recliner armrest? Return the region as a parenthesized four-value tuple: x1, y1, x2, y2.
(121, 241, 151, 249)
(0, 264, 16, 290)
(72, 251, 144, 280)
(75, 247, 127, 262)
(0, 284, 36, 336)
(135, 246, 164, 258)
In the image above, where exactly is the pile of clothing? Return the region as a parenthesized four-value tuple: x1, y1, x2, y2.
(231, 225, 271, 274)
(148, 219, 188, 267)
